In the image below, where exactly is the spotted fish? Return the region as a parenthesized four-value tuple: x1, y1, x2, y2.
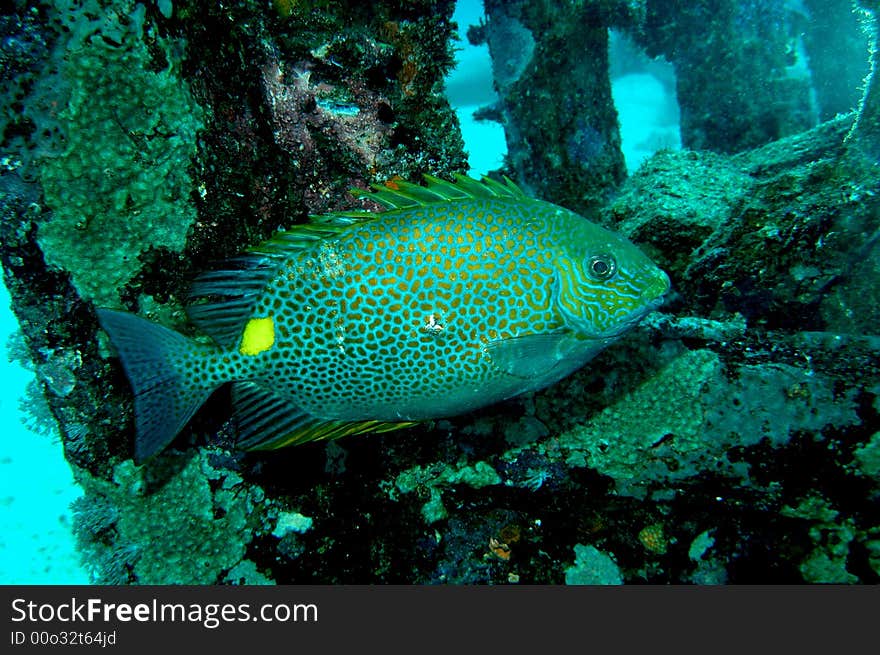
(97, 175, 669, 461)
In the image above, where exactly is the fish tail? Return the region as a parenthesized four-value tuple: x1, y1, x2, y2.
(97, 308, 221, 462)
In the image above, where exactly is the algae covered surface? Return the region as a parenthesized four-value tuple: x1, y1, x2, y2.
(1, 0, 880, 584)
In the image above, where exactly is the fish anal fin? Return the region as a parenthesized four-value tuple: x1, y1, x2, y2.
(262, 418, 417, 450)
(232, 381, 416, 450)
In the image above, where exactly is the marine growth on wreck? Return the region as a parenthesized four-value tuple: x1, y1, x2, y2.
(1, 0, 879, 584)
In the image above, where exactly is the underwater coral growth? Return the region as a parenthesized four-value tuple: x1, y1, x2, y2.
(564, 544, 623, 585)
(31, 0, 203, 307)
(73, 451, 270, 584)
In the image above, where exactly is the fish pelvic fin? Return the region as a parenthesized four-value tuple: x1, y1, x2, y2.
(97, 308, 221, 462)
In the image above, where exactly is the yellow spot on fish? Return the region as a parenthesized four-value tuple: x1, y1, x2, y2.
(239, 316, 275, 356)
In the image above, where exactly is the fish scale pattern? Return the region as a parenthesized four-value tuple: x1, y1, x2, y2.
(249, 200, 562, 419)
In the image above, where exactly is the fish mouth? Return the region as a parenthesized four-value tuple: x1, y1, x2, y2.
(645, 269, 671, 301)
(595, 304, 656, 338)
(594, 271, 670, 339)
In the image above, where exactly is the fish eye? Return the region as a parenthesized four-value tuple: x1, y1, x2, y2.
(587, 254, 617, 281)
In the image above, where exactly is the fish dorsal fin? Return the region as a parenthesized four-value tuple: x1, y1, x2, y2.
(232, 381, 415, 450)
(247, 222, 350, 257)
(187, 174, 524, 347)
(350, 173, 527, 211)
(187, 256, 279, 349)
(187, 223, 353, 348)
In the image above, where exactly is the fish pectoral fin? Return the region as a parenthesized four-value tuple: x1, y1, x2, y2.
(232, 381, 416, 450)
(483, 332, 580, 379)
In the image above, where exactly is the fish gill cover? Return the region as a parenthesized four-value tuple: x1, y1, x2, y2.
(0, 0, 878, 584)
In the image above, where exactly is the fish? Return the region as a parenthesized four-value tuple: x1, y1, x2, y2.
(97, 174, 670, 461)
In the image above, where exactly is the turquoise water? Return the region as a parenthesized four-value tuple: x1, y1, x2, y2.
(0, 280, 88, 583)
(0, 0, 680, 584)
